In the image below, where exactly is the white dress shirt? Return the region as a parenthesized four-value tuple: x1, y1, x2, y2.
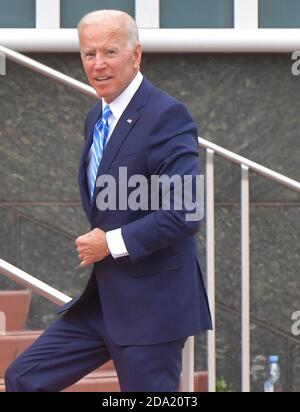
(90, 71, 143, 259)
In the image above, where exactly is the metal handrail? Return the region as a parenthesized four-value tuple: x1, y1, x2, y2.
(0, 259, 70, 306)
(0, 45, 299, 392)
(1, 44, 299, 192)
(0, 45, 97, 98)
(198, 137, 300, 192)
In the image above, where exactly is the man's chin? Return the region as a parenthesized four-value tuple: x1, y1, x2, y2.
(93, 87, 110, 101)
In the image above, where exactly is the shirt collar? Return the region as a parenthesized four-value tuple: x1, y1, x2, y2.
(102, 71, 143, 121)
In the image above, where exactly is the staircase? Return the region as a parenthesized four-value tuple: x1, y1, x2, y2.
(0, 290, 207, 392)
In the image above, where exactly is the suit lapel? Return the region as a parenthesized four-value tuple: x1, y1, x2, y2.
(91, 78, 153, 206)
(80, 99, 103, 171)
(79, 100, 102, 220)
(97, 112, 140, 176)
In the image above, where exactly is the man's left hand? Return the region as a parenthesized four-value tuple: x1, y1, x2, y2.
(75, 228, 110, 268)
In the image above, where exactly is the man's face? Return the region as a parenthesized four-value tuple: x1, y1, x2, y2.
(79, 21, 141, 103)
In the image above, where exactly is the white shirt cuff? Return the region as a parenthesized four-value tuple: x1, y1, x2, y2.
(106, 228, 129, 259)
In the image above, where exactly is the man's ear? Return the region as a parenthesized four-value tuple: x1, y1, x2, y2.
(133, 43, 142, 69)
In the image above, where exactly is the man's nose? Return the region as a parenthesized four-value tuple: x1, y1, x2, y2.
(94, 54, 107, 69)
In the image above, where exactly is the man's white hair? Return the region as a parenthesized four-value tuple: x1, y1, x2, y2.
(77, 10, 139, 49)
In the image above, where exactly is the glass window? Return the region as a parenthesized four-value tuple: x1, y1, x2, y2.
(61, 0, 135, 28)
(259, 0, 300, 28)
(0, 0, 35, 28)
(160, 0, 233, 28)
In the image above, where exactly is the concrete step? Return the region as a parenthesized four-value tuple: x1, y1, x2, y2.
(0, 330, 119, 391)
(0, 288, 208, 392)
(193, 371, 208, 392)
(0, 379, 5, 392)
(0, 364, 119, 393)
(0, 290, 31, 331)
(0, 332, 119, 392)
(64, 370, 120, 392)
(0, 330, 115, 379)
(0, 330, 42, 378)
(0, 330, 208, 392)
(64, 370, 208, 392)
(1, 371, 207, 392)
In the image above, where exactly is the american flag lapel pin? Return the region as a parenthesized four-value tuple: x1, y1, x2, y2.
(126, 118, 133, 124)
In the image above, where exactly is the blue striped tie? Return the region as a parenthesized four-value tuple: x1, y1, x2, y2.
(88, 105, 112, 202)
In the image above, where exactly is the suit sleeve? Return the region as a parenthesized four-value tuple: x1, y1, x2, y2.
(121, 102, 201, 262)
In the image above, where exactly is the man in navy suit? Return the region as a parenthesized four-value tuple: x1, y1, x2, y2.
(5, 10, 212, 392)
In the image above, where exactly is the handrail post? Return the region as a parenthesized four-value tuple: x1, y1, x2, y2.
(182, 337, 194, 391)
(0, 259, 71, 306)
(241, 165, 250, 392)
(206, 149, 216, 392)
(0, 311, 6, 335)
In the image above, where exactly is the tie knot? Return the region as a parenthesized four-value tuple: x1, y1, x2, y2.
(102, 105, 112, 121)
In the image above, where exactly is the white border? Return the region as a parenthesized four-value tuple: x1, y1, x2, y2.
(1, 0, 300, 52)
(135, 0, 160, 28)
(36, 0, 60, 28)
(234, 0, 258, 29)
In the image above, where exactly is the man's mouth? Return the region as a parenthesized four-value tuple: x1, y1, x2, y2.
(94, 77, 112, 82)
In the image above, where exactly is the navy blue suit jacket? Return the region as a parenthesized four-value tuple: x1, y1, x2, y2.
(58, 78, 212, 345)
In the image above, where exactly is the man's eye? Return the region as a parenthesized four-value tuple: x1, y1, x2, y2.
(106, 49, 116, 56)
(84, 52, 95, 59)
